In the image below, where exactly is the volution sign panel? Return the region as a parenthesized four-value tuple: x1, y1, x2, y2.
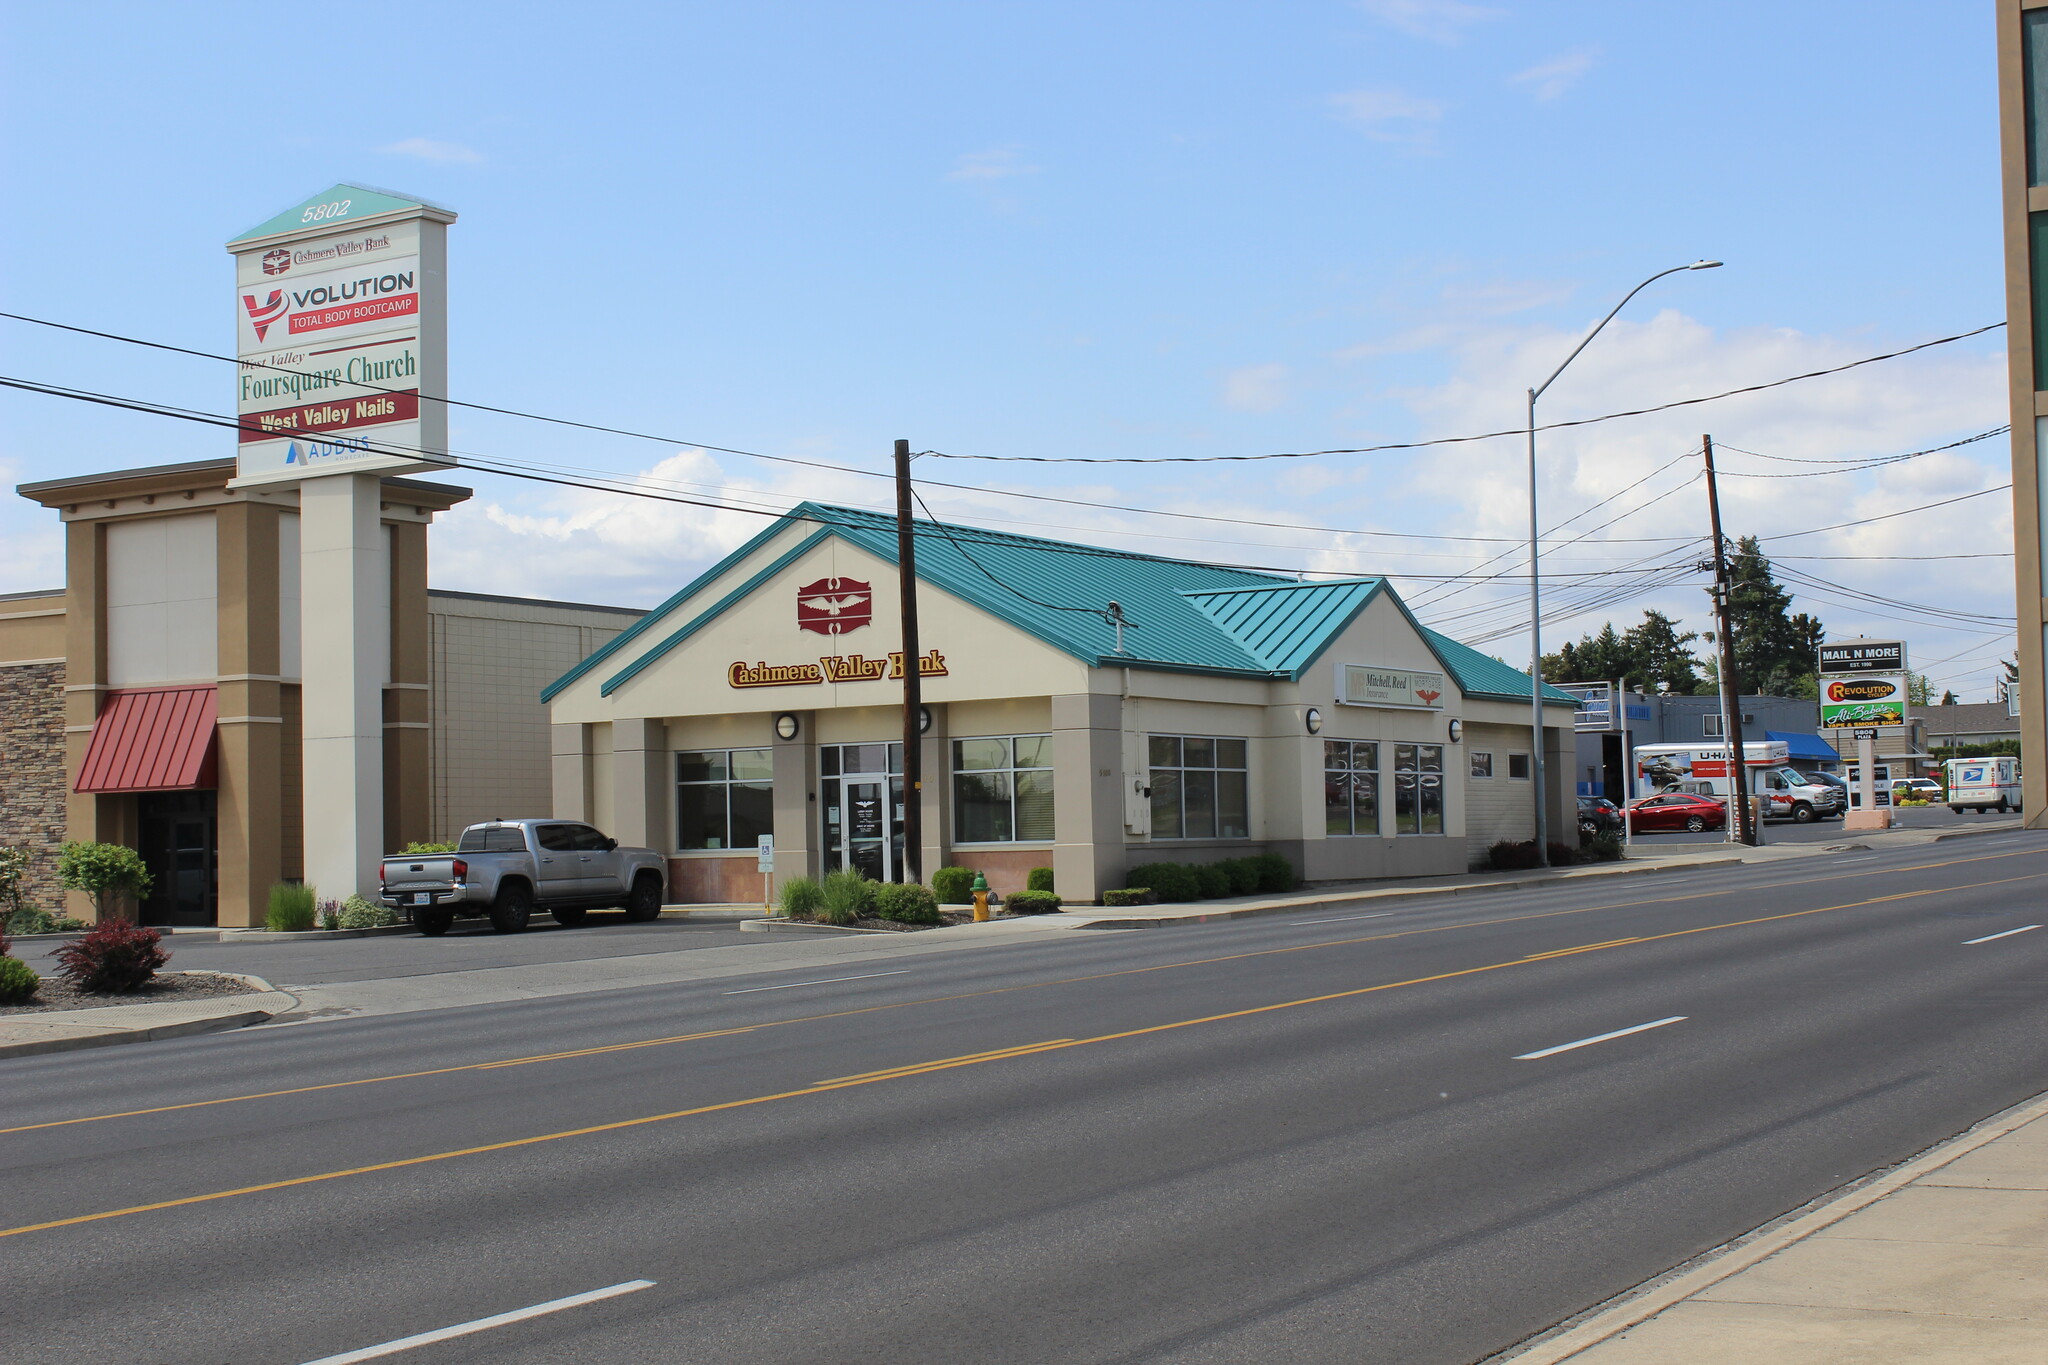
(226, 186, 453, 485)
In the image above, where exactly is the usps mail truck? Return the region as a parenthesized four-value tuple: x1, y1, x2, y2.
(1945, 756, 2022, 815)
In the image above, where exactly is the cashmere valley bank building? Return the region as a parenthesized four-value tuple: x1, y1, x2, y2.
(543, 503, 1579, 904)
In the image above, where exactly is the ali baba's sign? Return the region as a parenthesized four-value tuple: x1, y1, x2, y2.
(730, 650, 949, 689)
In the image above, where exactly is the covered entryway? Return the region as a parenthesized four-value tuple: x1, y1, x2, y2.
(137, 791, 217, 926)
(820, 742, 906, 883)
(73, 684, 221, 925)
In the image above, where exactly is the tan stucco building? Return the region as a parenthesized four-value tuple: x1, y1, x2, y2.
(0, 458, 639, 926)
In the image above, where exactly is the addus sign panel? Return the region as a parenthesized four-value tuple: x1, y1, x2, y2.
(226, 185, 455, 486)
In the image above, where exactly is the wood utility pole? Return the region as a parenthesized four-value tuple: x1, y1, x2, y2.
(1703, 434, 1758, 846)
(894, 438, 923, 885)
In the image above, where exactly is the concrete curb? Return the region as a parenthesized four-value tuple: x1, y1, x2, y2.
(214, 924, 416, 942)
(738, 919, 893, 936)
(0, 971, 297, 1060)
(1068, 858, 1744, 931)
(1493, 1087, 2048, 1363)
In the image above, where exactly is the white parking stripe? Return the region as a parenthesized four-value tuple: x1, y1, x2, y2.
(298, 1280, 655, 1364)
(1514, 1016, 1688, 1061)
(723, 970, 909, 995)
(1962, 924, 2041, 945)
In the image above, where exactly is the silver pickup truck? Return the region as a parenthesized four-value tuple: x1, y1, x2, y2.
(379, 819, 668, 935)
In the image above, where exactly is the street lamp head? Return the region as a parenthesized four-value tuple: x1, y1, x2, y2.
(1688, 259, 1723, 270)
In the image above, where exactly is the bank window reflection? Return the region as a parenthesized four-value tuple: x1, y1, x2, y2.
(1393, 743, 1445, 836)
(676, 748, 773, 851)
(952, 735, 1054, 843)
(1323, 740, 1380, 836)
(1149, 735, 1249, 840)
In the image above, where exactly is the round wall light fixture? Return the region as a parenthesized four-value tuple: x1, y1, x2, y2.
(775, 713, 800, 741)
(1305, 707, 1323, 735)
(918, 705, 933, 735)
(1447, 718, 1464, 743)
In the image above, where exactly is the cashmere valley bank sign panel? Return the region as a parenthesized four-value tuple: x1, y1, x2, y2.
(226, 186, 453, 484)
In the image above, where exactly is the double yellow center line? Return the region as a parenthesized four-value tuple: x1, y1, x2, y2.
(4, 863, 2043, 1244)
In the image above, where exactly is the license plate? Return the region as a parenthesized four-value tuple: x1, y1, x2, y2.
(413, 893, 430, 906)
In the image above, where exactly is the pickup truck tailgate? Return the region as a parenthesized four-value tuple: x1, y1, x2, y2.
(383, 855, 461, 894)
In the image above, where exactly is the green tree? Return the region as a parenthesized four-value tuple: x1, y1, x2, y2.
(1543, 609, 1702, 693)
(1722, 537, 1825, 696)
(57, 842, 152, 922)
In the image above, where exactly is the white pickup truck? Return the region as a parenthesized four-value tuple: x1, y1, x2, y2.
(378, 819, 668, 935)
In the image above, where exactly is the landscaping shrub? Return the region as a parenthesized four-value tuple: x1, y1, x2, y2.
(818, 869, 875, 926)
(53, 918, 168, 993)
(0, 955, 38, 1004)
(1025, 866, 1055, 893)
(1582, 833, 1624, 863)
(873, 882, 942, 925)
(401, 840, 458, 854)
(1545, 841, 1577, 869)
(1005, 889, 1063, 915)
(0, 845, 30, 922)
(4, 908, 87, 936)
(1101, 888, 1158, 907)
(1125, 861, 1201, 903)
(338, 894, 397, 929)
(930, 867, 976, 905)
(1215, 858, 1261, 895)
(1194, 863, 1233, 899)
(0, 919, 9, 958)
(1249, 852, 1297, 893)
(1488, 840, 1542, 871)
(266, 882, 317, 932)
(314, 899, 345, 931)
(777, 874, 825, 918)
(58, 841, 153, 921)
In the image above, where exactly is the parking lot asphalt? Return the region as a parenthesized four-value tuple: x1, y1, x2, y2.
(9, 914, 758, 987)
(1628, 803, 2012, 848)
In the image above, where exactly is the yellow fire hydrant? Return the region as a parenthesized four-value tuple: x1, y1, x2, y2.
(971, 871, 990, 923)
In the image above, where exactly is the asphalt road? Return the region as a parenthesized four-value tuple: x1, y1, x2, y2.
(5, 831, 2046, 1364)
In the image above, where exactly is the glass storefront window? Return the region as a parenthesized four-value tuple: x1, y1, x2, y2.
(1323, 740, 1380, 836)
(952, 735, 1055, 842)
(1150, 734, 1250, 839)
(1393, 743, 1445, 836)
(2028, 9, 2048, 186)
(675, 748, 773, 850)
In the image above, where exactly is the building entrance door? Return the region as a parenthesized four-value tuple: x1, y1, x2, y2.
(137, 791, 217, 926)
(820, 742, 906, 883)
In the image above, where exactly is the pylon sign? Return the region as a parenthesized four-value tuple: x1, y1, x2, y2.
(225, 184, 456, 486)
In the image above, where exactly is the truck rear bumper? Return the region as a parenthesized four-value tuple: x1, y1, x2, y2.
(379, 888, 482, 911)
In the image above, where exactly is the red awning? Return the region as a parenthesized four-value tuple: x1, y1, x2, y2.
(74, 686, 218, 793)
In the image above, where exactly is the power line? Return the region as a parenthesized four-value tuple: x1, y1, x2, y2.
(1760, 484, 2010, 540)
(917, 323, 2008, 464)
(1712, 426, 2008, 468)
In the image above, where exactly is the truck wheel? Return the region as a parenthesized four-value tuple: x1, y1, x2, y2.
(489, 882, 533, 934)
(1997, 800, 2010, 813)
(1950, 806, 1962, 815)
(551, 906, 588, 928)
(1790, 802, 1815, 824)
(1684, 816, 1707, 832)
(624, 875, 663, 922)
(416, 910, 453, 937)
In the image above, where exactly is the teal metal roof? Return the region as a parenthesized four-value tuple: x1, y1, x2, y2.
(228, 183, 454, 244)
(542, 501, 1580, 707)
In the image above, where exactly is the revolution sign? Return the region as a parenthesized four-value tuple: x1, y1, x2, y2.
(226, 185, 454, 486)
(1819, 672, 1907, 728)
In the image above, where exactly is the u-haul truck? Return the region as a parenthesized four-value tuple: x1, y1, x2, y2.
(1945, 756, 2022, 815)
(1633, 741, 1841, 823)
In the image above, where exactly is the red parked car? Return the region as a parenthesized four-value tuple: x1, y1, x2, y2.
(1626, 792, 1728, 834)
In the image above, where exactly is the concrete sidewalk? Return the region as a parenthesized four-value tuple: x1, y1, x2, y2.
(1505, 1091, 2048, 1364)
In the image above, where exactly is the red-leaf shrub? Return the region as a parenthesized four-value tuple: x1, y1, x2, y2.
(54, 919, 169, 992)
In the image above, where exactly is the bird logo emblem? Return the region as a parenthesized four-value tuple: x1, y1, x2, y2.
(796, 576, 874, 635)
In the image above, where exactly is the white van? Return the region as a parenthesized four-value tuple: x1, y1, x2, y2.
(1946, 756, 2022, 814)
(1634, 742, 1840, 823)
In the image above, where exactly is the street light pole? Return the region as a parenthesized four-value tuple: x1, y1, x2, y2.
(1524, 259, 1721, 863)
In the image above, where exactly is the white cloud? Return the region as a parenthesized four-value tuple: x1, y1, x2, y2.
(948, 146, 1039, 182)
(379, 137, 484, 165)
(1222, 363, 1293, 413)
(1356, 0, 1503, 44)
(1328, 88, 1446, 149)
(1361, 311, 2012, 673)
(1510, 50, 1597, 102)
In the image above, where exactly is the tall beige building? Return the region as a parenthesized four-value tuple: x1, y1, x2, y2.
(0, 458, 639, 926)
(1997, 1, 2048, 824)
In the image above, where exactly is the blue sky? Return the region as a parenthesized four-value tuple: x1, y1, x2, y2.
(0, 1, 2019, 696)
